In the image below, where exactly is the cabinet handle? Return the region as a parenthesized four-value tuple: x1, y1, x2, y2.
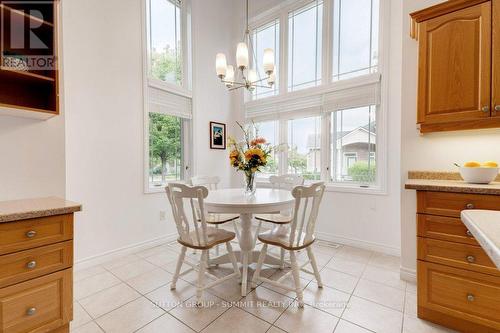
(466, 255, 475, 263)
(26, 307, 36, 316)
(26, 261, 37, 269)
(25, 230, 37, 238)
(465, 203, 475, 209)
(466, 230, 473, 237)
(495, 105, 500, 111)
(467, 294, 475, 302)
(482, 106, 490, 113)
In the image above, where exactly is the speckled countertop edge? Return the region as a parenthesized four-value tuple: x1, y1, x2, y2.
(405, 171, 500, 195)
(461, 210, 500, 269)
(0, 197, 81, 223)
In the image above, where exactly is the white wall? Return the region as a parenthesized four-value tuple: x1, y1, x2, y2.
(400, 0, 500, 278)
(0, 115, 65, 201)
(63, 0, 240, 262)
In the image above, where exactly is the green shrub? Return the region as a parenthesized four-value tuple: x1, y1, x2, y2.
(348, 161, 376, 183)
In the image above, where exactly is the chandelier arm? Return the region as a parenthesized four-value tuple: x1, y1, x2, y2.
(228, 85, 246, 91)
(222, 80, 247, 87)
(250, 76, 271, 85)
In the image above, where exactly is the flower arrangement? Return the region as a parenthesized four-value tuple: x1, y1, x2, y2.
(228, 122, 272, 194)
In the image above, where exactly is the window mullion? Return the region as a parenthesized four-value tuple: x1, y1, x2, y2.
(322, 0, 332, 83)
(279, 11, 288, 96)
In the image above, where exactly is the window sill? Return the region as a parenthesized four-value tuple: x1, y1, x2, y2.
(256, 180, 387, 196)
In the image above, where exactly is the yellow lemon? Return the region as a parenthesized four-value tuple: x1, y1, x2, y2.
(483, 161, 499, 168)
(464, 161, 481, 168)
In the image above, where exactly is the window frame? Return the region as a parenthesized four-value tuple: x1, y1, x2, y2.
(145, 0, 192, 97)
(142, 0, 193, 194)
(246, 0, 389, 195)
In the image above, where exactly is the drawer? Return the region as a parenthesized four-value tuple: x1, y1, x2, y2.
(0, 215, 73, 255)
(0, 241, 73, 288)
(0, 269, 72, 333)
(417, 191, 500, 218)
(418, 237, 499, 276)
(418, 261, 500, 331)
(417, 214, 479, 245)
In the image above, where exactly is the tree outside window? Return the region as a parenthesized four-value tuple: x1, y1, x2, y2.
(149, 113, 183, 186)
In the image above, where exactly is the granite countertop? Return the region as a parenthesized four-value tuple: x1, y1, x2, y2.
(461, 210, 500, 269)
(0, 197, 81, 223)
(404, 171, 500, 195)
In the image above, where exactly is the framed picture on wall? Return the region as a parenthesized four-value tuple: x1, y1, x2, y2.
(210, 121, 226, 150)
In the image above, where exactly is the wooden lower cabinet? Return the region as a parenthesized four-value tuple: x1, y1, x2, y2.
(0, 214, 74, 333)
(416, 191, 500, 332)
(0, 270, 72, 333)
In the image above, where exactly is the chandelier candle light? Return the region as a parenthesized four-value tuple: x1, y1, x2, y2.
(215, 0, 275, 92)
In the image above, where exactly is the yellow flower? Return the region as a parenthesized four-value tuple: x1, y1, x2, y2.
(244, 148, 265, 161)
(229, 150, 239, 159)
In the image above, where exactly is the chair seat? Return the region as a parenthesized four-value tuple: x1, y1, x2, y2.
(258, 229, 315, 250)
(254, 213, 293, 224)
(178, 227, 236, 250)
(200, 213, 239, 225)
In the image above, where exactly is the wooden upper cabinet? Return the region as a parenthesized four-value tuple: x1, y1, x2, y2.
(411, 0, 500, 133)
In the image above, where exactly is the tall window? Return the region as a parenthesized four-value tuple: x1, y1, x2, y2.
(288, 1, 323, 91)
(145, 0, 192, 192)
(332, 0, 379, 80)
(287, 116, 321, 180)
(149, 0, 182, 85)
(330, 106, 376, 184)
(251, 20, 280, 99)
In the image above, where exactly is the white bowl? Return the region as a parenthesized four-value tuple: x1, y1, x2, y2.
(459, 167, 499, 184)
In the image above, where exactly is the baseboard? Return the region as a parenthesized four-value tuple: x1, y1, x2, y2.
(74, 233, 178, 271)
(316, 231, 401, 256)
(400, 266, 416, 282)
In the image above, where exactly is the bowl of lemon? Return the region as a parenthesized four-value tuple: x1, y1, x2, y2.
(457, 161, 499, 184)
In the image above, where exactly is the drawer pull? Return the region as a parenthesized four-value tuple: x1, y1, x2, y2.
(25, 230, 37, 238)
(466, 255, 476, 263)
(467, 293, 475, 302)
(26, 307, 36, 316)
(465, 203, 475, 209)
(466, 230, 473, 237)
(26, 261, 37, 269)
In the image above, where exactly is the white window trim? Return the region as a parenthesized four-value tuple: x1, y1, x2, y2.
(246, 0, 390, 195)
(142, 0, 193, 194)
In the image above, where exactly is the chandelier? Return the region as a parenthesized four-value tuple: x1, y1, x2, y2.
(215, 0, 275, 92)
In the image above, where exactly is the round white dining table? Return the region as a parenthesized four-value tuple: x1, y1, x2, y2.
(204, 188, 294, 296)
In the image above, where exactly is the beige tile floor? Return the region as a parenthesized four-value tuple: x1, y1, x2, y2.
(71, 241, 457, 333)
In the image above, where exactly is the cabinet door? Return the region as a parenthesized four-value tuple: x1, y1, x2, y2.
(493, 0, 500, 117)
(417, 2, 491, 125)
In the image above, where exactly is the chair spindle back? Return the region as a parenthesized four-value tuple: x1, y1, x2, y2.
(288, 182, 325, 247)
(166, 182, 210, 246)
(269, 174, 304, 190)
(190, 175, 220, 191)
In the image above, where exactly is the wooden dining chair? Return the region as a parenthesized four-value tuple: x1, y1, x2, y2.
(165, 183, 241, 304)
(254, 174, 304, 268)
(190, 175, 240, 258)
(251, 182, 325, 308)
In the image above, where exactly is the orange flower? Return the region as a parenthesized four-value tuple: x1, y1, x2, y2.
(229, 150, 240, 159)
(250, 137, 266, 146)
